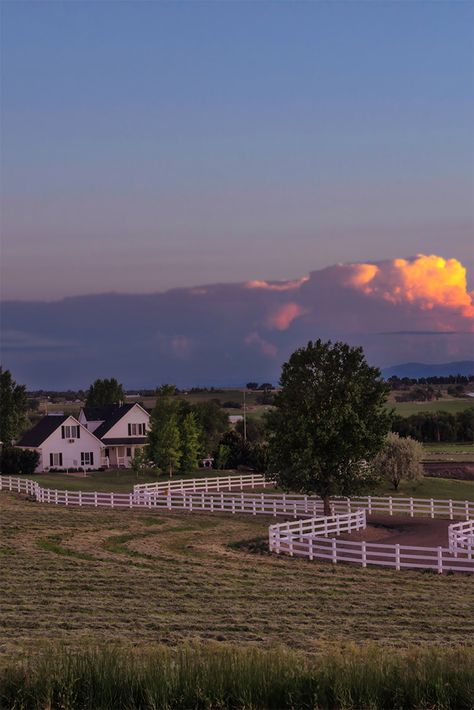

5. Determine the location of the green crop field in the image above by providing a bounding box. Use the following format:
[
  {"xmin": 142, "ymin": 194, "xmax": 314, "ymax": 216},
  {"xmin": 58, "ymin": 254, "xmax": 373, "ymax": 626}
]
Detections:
[
  {"xmin": 1, "ymin": 485, "xmax": 473, "ymax": 664},
  {"xmin": 391, "ymin": 398, "xmax": 473, "ymax": 417}
]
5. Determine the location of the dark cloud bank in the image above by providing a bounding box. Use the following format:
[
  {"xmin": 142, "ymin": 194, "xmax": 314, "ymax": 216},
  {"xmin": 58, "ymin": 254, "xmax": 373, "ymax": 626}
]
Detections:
[{"xmin": 1, "ymin": 256, "xmax": 473, "ymax": 389}]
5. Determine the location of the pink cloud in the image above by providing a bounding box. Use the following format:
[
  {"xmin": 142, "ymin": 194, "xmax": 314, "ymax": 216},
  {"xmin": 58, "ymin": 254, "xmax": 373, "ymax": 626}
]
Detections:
[
  {"xmin": 266, "ymin": 302, "xmax": 306, "ymax": 330},
  {"xmin": 341, "ymin": 255, "xmax": 474, "ymax": 320},
  {"xmin": 244, "ymin": 331, "xmax": 278, "ymax": 358},
  {"xmin": 245, "ymin": 275, "xmax": 309, "ymax": 291}
]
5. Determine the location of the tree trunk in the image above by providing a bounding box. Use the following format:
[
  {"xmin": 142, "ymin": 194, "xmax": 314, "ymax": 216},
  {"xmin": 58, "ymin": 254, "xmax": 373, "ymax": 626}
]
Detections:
[{"xmin": 322, "ymin": 495, "xmax": 331, "ymax": 517}]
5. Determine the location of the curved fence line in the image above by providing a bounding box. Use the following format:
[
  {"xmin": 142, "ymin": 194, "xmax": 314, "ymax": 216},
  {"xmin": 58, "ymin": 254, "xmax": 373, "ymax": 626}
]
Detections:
[{"xmin": 1, "ymin": 474, "xmax": 473, "ymax": 574}]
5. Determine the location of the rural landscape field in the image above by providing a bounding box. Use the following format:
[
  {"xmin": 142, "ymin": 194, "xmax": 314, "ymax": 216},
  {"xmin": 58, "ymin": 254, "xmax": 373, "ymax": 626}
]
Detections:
[{"xmin": 2, "ymin": 1, "xmax": 474, "ymax": 707}]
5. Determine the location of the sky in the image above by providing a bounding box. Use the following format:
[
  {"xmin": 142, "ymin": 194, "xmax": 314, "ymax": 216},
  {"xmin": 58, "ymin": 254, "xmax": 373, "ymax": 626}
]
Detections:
[{"xmin": 1, "ymin": 1, "xmax": 473, "ymax": 301}]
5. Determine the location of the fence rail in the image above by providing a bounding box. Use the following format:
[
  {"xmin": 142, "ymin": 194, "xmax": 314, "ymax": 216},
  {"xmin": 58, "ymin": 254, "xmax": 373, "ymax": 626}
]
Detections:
[
  {"xmin": 1, "ymin": 475, "xmax": 473, "ymax": 574},
  {"xmin": 448, "ymin": 519, "xmax": 474, "ymax": 558},
  {"xmin": 133, "ymin": 473, "xmax": 271, "ymax": 495}
]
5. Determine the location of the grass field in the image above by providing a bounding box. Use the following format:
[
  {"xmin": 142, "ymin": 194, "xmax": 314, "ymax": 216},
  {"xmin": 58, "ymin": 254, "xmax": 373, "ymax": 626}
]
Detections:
[
  {"xmin": 390, "ymin": 398, "xmax": 473, "ymax": 416},
  {"xmin": 1, "ymin": 485, "xmax": 473, "ymax": 663},
  {"xmin": 2, "ymin": 644, "xmax": 472, "ymax": 709}
]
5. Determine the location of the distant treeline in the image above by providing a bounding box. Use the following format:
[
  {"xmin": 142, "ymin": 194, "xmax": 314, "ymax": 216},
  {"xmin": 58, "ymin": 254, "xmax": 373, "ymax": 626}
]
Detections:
[
  {"xmin": 386, "ymin": 374, "xmax": 473, "ymax": 387},
  {"xmin": 392, "ymin": 408, "xmax": 474, "ymax": 443}
]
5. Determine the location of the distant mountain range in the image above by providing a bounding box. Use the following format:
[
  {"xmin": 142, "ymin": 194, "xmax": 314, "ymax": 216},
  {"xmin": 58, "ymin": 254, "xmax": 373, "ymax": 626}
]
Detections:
[{"xmin": 382, "ymin": 361, "xmax": 474, "ymax": 379}]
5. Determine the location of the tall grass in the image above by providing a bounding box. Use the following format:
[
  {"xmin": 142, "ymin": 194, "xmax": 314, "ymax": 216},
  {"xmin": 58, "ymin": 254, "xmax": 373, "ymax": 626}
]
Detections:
[{"xmin": 1, "ymin": 643, "xmax": 473, "ymax": 709}]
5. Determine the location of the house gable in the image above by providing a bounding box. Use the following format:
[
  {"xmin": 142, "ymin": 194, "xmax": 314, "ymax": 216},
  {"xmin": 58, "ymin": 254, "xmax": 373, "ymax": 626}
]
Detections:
[
  {"xmin": 98, "ymin": 403, "xmax": 150, "ymax": 441},
  {"xmin": 18, "ymin": 415, "xmax": 104, "ymax": 472}
]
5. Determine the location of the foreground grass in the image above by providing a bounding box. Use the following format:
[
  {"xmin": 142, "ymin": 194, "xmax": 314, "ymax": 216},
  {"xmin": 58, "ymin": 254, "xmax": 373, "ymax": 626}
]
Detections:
[
  {"xmin": 1, "ymin": 492, "xmax": 473, "ymax": 661},
  {"xmin": 1, "ymin": 643, "xmax": 473, "ymax": 709}
]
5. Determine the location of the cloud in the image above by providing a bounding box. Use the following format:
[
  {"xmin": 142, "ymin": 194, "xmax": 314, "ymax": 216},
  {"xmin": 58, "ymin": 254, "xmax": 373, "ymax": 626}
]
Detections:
[
  {"xmin": 2, "ymin": 254, "xmax": 472, "ymax": 388},
  {"xmin": 266, "ymin": 302, "xmax": 306, "ymax": 330},
  {"xmin": 245, "ymin": 276, "xmax": 309, "ymax": 291},
  {"xmin": 244, "ymin": 331, "xmax": 278, "ymax": 358},
  {"xmin": 342, "ymin": 254, "xmax": 474, "ymax": 318}
]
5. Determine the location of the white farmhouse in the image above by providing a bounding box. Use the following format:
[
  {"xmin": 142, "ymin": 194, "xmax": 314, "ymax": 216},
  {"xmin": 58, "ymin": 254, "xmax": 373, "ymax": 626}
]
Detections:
[
  {"xmin": 16, "ymin": 402, "xmax": 151, "ymax": 473},
  {"xmin": 79, "ymin": 402, "xmax": 150, "ymax": 468},
  {"xmin": 16, "ymin": 415, "xmax": 104, "ymax": 472}
]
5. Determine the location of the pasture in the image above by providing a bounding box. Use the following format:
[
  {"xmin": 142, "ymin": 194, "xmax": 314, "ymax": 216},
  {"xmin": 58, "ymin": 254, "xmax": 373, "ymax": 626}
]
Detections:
[{"xmin": 1, "ymin": 484, "xmax": 473, "ymax": 664}]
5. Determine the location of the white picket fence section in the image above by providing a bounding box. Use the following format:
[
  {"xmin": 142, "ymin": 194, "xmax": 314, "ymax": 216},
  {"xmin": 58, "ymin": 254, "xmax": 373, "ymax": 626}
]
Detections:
[
  {"xmin": 1, "ymin": 474, "xmax": 473, "ymax": 574},
  {"xmin": 269, "ymin": 513, "xmax": 474, "ymax": 573},
  {"xmin": 133, "ymin": 473, "xmax": 271, "ymax": 495},
  {"xmin": 448, "ymin": 519, "xmax": 474, "ymax": 558}
]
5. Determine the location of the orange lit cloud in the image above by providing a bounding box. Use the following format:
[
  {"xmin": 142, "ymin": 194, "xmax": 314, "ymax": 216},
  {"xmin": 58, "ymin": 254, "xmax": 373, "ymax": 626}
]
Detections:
[
  {"xmin": 244, "ymin": 331, "xmax": 278, "ymax": 358},
  {"xmin": 245, "ymin": 275, "xmax": 309, "ymax": 291},
  {"xmin": 343, "ymin": 255, "xmax": 474, "ymax": 318},
  {"xmin": 267, "ymin": 302, "xmax": 306, "ymax": 330}
]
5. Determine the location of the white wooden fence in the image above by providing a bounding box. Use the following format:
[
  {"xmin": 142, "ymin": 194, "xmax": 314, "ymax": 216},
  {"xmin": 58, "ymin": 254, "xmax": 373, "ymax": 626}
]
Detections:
[
  {"xmin": 448, "ymin": 519, "xmax": 474, "ymax": 558},
  {"xmin": 1, "ymin": 474, "xmax": 473, "ymax": 574},
  {"xmin": 133, "ymin": 473, "xmax": 271, "ymax": 496}
]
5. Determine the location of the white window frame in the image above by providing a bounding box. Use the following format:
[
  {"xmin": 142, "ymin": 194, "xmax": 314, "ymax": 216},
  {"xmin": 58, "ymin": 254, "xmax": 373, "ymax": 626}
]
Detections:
[
  {"xmin": 80, "ymin": 451, "xmax": 93, "ymax": 466},
  {"xmin": 51, "ymin": 453, "xmax": 62, "ymax": 466}
]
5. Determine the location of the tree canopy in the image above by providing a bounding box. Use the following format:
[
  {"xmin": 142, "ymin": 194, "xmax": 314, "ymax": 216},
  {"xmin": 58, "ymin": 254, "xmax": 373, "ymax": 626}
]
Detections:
[
  {"xmin": 374, "ymin": 432, "xmax": 424, "ymax": 490},
  {"xmin": 85, "ymin": 378, "xmax": 125, "ymax": 408},
  {"xmin": 0, "ymin": 368, "xmax": 29, "ymax": 446},
  {"xmin": 266, "ymin": 340, "xmax": 392, "ymax": 514}
]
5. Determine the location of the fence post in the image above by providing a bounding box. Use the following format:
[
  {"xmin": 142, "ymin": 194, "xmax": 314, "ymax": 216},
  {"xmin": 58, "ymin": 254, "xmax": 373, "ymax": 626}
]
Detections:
[
  {"xmin": 389, "ymin": 497, "xmax": 393, "ymax": 516},
  {"xmin": 276, "ymin": 528, "xmax": 281, "ymax": 554},
  {"xmin": 362, "ymin": 541, "xmax": 367, "ymax": 568},
  {"xmin": 252, "ymin": 500, "xmax": 256, "ymax": 516},
  {"xmin": 309, "ymin": 536, "xmax": 314, "ymax": 561},
  {"xmin": 395, "ymin": 544, "xmax": 400, "ymax": 571},
  {"xmin": 111, "ymin": 492, "xmax": 114, "ymax": 509},
  {"xmin": 261, "ymin": 492, "xmax": 265, "ymax": 513},
  {"xmin": 304, "ymin": 495, "xmax": 308, "ymax": 513},
  {"xmin": 449, "ymin": 499, "xmax": 453, "ymax": 520},
  {"xmin": 437, "ymin": 547, "xmax": 443, "ymax": 574},
  {"xmin": 65, "ymin": 490, "xmax": 69, "ymax": 506},
  {"xmin": 430, "ymin": 499, "xmax": 435, "ymax": 519},
  {"xmin": 368, "ymin": 496, "xmax": 372, "ymax": 515},
  {"xmin": 332, "ymin": 538, "xmax": 337, "ymax": 564},
  {"xmin": 167, "ymin": 495, "xmax": 171, "ymax": 511},
  {"xmin": 79, "ymin": 491, "xmax": 82, "ymax": 507},
  {"xmin": 293, "ymin": 502, "xmax": 297, "ymax": 519},
  {"xmin": 289, "ymin": 534, "xmax": 294, "ymax": 556},
  {"xmin": 94, "ymin": 492, "xmax": 98, "ymax": 508},
  {"xmin": 273, "ymin": 501, "xmax": 276, "ymax": 517},
  {"xmin": 232, "ymin": 498, "xmax": 235, "ymax": 515},
  {"xmin": 466, "ymin": 501, "xmax": 470, "ymax": 521},
  {"xmin": 410, "ymin": 498, "xmax": 414, "ymax": 517}
]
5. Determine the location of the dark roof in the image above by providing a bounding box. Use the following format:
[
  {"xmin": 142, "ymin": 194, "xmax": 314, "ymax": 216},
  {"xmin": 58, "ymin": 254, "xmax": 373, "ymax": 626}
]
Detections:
[
  {"xmin": 82, "ymin": 404, "xmax": 127, "ymax": 422},
  {"xmin": 92, "ymin": 403, "xmax": 136, "ymax": 439},
  {"xmin": 102, "ymin": 437, "xmax": 147, "ymax": 446},
  {"xmin": 17, "ymin": 415, "xmax": 68, "ymax": 447}
]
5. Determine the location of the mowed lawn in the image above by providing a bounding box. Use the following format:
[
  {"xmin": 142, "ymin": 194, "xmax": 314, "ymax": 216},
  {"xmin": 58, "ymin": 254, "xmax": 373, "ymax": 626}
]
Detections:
[{"xmin": 1, "ymin": 488, "xmax": 473, "ymax": 663}]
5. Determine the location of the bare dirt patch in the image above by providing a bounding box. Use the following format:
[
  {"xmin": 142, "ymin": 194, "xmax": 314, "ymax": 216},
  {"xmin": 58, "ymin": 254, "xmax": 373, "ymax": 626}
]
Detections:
[{"xmin": 339, "ymin": 515, "xmax": 452, "ymax": 547}]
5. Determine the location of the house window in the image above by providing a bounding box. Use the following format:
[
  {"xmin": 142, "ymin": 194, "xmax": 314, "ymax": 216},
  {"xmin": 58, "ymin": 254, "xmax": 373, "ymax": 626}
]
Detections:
[
  {"xmin": 50, "ymin": 453, "xmax": 63, "ymax": 467},
  {"xmin": 61, "ymin": 425, "xmax": 80, "ymax": 439},
  {"xmin": 126, "ymin": 447, "xmax": 132, "ymax": 457},
  {"xmin": 128, "ymin": 423, "xmax": 146, "ymax": 436},
  {"xmin": 80, "ymin": 452, "xmax": 94, "ymax": 466}
]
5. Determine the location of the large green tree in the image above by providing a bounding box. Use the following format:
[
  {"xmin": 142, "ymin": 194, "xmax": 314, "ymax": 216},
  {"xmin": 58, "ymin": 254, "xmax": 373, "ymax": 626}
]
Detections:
[
  {"xmin": 148, "ymin": 385, "xmax": 182, "ymax": 477},
  {"xmin": 85, "ymin": 378, "xmax": 125, "ymax": 408},
  {"xmin": 0, "ymin": 368, "xmax": 29, "ymax": 446},
  {"xmin": 266, "ymin": 340, "xmax": 392, "ymax": 514}
]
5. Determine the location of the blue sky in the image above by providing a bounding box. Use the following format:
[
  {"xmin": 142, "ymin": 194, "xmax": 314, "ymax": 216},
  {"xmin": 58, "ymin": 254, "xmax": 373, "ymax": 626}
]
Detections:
[{"xmin": 1, "ymin": 1, "xmax": 473, "ymax": 300}]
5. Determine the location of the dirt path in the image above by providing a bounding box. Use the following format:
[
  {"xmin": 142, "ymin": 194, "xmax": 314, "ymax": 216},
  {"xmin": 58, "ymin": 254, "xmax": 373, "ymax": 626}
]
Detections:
[{"xmin": 338, "ymin": 515, "xmax": 453, "ymax": 547}]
